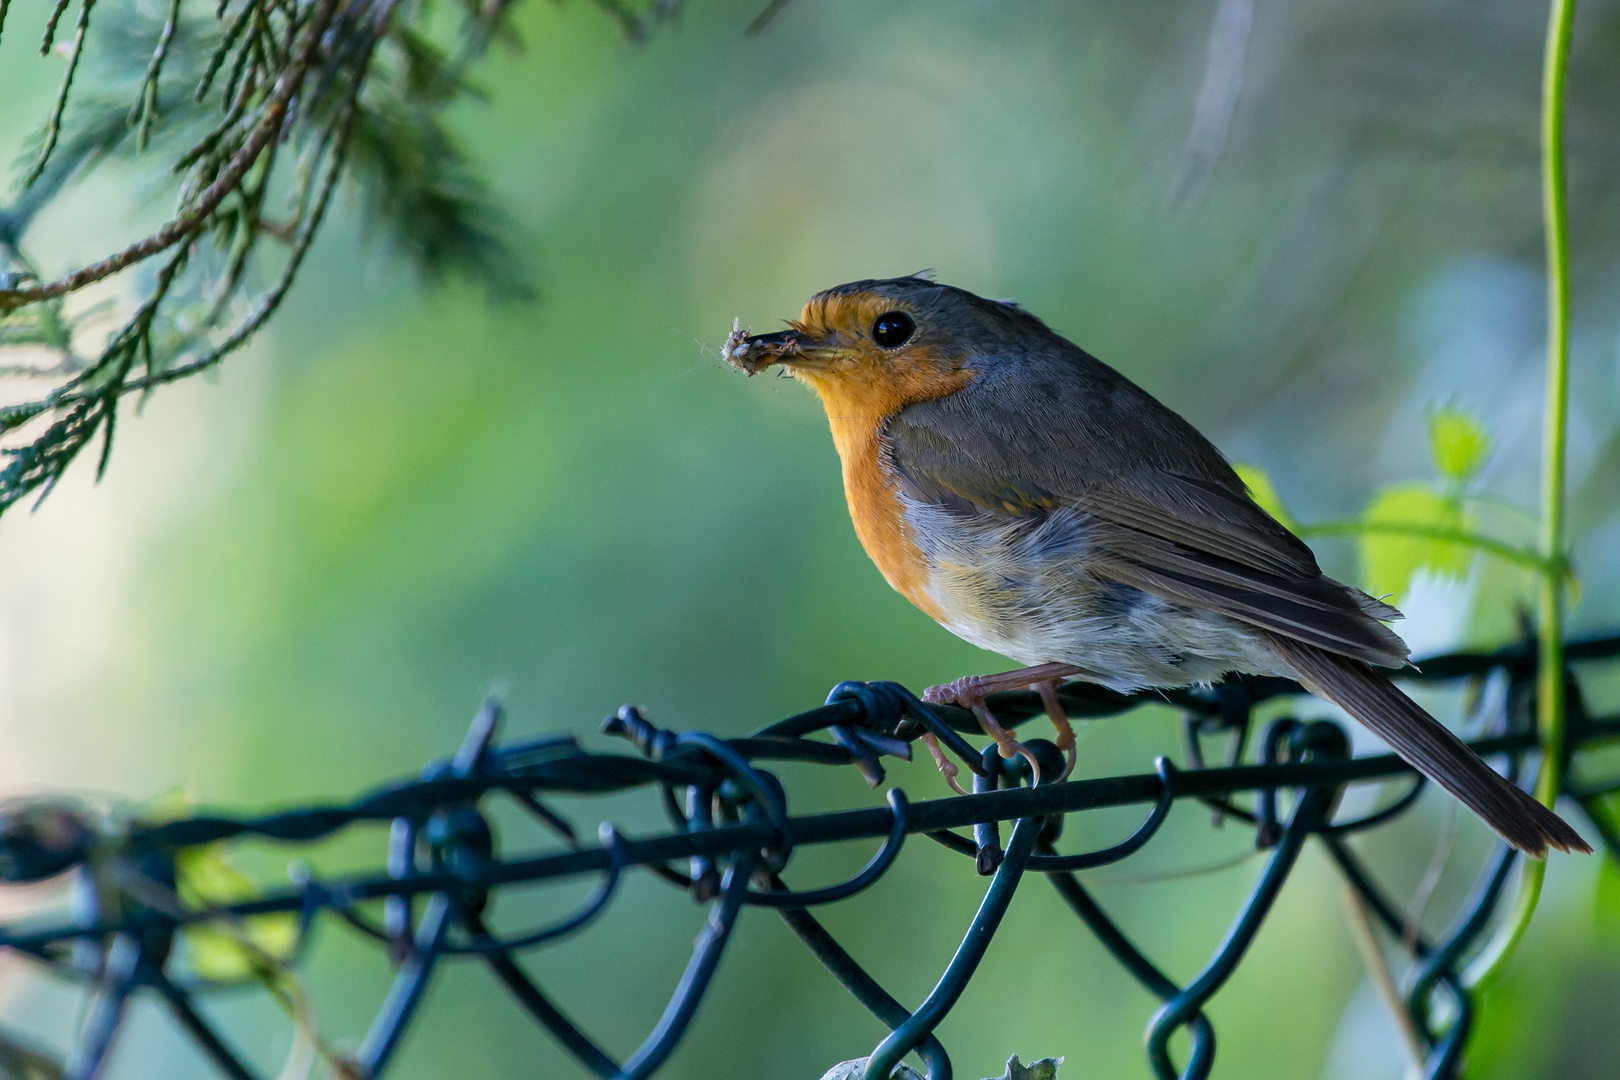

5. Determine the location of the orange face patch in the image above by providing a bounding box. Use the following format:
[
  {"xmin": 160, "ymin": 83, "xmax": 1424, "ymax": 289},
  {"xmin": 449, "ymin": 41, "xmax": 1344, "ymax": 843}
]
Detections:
[{"xmin": 786, "ymin": 288, "xmax": 969, "ymax": 407}]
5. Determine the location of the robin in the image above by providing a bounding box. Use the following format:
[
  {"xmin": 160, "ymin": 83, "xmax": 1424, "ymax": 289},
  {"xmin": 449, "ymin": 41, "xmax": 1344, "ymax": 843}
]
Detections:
[{"xmin": 723, "ymin": 275, "xmax": 1588, "ymax": 858}]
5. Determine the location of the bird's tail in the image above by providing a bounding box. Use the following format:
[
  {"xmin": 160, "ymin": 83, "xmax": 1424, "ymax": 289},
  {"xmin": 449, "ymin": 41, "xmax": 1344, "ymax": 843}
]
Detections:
[{"xmin": 1265, "ymin": 633, "xmax": 1590, "ymax": 857}]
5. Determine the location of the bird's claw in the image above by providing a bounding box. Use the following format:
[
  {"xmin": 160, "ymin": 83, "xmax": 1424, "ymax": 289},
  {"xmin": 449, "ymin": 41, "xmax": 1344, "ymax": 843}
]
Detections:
[
  {"xmin": 967, "ymin": 700, "xmax": 1043, "ymax": 784},
  {"xmin": 1035, "ymin": 680, "xmax": 1079, "ymax": 782},
  {"xmin": 919, "ymin": 733, "xmax": 969, "ymax": 796}
]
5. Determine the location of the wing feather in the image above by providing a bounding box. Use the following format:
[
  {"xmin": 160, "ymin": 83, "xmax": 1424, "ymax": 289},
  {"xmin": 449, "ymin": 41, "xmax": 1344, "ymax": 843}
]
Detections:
[
  {"xmin": 884, "ymin": 361, "xmax": 1408, "ymax": 668},
  {"xmin": 1075, "ymin": 473, "xmax": 1319, "ymax": 579},
  {"xmin": 1088, "ymin": 527, "xmax": 1410, "ymax": 667}
]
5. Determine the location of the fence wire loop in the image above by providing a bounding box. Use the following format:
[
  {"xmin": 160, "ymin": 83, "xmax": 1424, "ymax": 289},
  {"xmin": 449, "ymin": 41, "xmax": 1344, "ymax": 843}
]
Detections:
[
  {"xmin": 442, "ymin": 823, "xmax": 628, "ymax": 954},
  {"xmin": 745, "ymin": 790, "xmax": 909, "ymax": 908},
  {"xmin": 0, "ymin": 635, "xmax": 1618, "ymax": 1080},
  {"xmin": 1027, "ymin": 755, "xmax": 1178, "ymax": 873}
]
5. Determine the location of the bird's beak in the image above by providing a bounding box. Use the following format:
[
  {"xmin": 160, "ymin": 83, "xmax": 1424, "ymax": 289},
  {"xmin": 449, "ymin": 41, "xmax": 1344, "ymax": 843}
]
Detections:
[{"xmin": 722, "ymin": 322, "xmax": 839, "ymax": 376}]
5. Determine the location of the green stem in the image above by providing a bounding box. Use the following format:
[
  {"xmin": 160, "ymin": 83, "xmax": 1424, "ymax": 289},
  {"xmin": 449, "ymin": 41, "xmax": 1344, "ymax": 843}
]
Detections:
[
  {"xmin": 1463, "ymin": 0, "xmax": 1576, "ymax": 993},
  {"xmin": 1295, "ymin": 521, "xmax": 1552, "ymax": 574}
]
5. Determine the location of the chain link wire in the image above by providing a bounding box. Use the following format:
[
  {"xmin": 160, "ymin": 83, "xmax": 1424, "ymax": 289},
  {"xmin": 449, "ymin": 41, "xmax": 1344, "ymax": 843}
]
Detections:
[{"xmin": 1, "ymin": 635, "xmax": 1617, "ymax": 1080}]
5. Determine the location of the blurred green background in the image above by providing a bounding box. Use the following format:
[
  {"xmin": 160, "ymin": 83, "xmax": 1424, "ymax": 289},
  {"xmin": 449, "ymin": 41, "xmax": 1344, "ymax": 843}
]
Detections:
[{"xmin": 3, "ymin": 0, "xmax": 1620, "ymax": 1077}]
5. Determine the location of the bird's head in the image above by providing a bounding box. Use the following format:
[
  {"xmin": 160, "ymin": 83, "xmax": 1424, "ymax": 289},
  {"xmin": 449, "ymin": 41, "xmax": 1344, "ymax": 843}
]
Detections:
[{"xmin": 724, "ymin": 276, "xmax": 1049, "ymax": 411}]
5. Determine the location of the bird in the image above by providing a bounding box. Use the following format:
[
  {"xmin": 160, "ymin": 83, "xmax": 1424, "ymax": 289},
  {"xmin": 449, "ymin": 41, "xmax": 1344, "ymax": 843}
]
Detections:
[{"xmin": 721, "ymin": 275, "xmax": 1589, "ymax": 858}]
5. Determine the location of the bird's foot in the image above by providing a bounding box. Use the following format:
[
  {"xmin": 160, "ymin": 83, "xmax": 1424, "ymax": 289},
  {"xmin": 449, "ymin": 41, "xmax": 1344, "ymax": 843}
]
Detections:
[
  {"xmin": 923, "ymin": 664, "xmax": 1085, "ymax": 787},
  {"xmin": 969, "ymin": 700, "xmax": 1044, "ymax": 784},
  {"xmin": 918, "ymin": 732, "xmax": 969, "ymax": 796},
  {"xmin": 922, "ymin": 663, "xmax": 1084, "ymax": 707}
]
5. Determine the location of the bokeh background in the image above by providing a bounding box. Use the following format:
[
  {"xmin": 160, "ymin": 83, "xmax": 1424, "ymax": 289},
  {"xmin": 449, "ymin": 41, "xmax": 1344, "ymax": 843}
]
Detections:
[{"xmin": 3, "ymin": 0, "xmax": 1620, "ymax": 1076}]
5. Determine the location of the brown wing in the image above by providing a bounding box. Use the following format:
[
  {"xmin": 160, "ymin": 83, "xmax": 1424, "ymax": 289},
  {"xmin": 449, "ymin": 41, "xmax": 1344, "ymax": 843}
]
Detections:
[
  {"xmin": 885, "ymin": 353, "xmax": 1408, "ymax": 668},
  {"xmin": 1083, "ymin": 517, "xmax": 1408, "ymax": 665},
  {"xmin": 1075, "ymin": 471, "xmax": 1319, "ymax": 579}
]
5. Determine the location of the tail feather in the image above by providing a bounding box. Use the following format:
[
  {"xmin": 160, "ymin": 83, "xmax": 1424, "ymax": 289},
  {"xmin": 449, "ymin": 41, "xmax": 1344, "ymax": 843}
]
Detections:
[{"xmin": 1266, "ymin": 634, "xmax": 1590, "ymax": 857}]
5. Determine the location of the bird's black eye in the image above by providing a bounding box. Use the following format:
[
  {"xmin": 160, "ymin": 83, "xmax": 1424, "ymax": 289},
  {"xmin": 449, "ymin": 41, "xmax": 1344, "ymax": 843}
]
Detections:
[{"xmin": 871, "ymin": 311, "xmax": 914, "ymax": 349}]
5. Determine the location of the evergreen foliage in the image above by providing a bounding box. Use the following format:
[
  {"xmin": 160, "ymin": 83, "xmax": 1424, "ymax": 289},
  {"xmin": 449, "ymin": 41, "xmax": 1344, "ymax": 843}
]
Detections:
[{"xmin": 0, "ymin": 0, "xmax": 694, "ymax": 514}]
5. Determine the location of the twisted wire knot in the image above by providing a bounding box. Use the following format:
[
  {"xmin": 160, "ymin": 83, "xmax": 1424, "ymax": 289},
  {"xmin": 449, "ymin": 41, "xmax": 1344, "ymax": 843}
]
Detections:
[
  {"xmin": 600, "ymin": 705, "xmax": 680, "ymax": 759},
  {"xmin": 824, "ymin": 680, "xmax": 912, "ymax": 732},
  {"xmin": 824, "ymin": 681, "xmax": 926, "ymax": 787}
]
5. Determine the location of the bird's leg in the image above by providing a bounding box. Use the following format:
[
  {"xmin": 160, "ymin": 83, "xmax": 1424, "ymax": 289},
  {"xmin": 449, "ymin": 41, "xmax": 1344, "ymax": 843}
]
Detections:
[
  {"xmin": 924, "ymin": 663, "xmax": 1086, "ymax": 704},
  {"xmin": 918, "ymin": 732, "xmax": 969, "ymax": 796},
  {"xmin": 923, "ymin": 664, "xmax": 1086, "ymax": 786},
  {"xmin": 1036, "ymin": 681, "xmax": 1078, "ymax": 782}
]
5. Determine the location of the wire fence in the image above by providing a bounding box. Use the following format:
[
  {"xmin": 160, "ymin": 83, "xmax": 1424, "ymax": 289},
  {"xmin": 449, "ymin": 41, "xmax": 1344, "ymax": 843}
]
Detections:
[{"xmin": 1, "ymin": 634, "xmax": 1618, "ymax": 1080}]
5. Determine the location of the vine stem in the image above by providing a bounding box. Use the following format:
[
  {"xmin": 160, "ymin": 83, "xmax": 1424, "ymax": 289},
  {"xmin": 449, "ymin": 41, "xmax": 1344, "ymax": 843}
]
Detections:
[
  {"xmin": 1295, "ymin": 521, "xmax": 1552, "ymax": 574},
  {"xmin": 1464, "ymin": 0, "xmax": 1576, "ymax": 992}
]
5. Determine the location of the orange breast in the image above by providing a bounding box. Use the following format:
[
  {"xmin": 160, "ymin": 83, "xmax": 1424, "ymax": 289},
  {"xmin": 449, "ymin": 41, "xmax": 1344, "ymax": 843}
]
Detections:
[{"xmin": 795, "ymin": 365, "xmax": 973, "ymax": 623}]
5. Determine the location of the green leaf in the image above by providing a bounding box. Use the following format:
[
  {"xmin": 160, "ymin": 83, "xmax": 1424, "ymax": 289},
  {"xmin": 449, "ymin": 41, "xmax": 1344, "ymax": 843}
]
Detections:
[
  {"xmin": 1359, "ymin": 484, "xmax": 1475, "ymax": 602},
  {"xmin": 1597, "ymin": 802, "xmax": 1620, "ymax": 942},
  {"xmin": 0, "ymin": 400, "xmax": 52, "ymax": 432},
  {"xmin": 1233, "ymin": 462, "xmax": 1294, "ymax": 528},
  {"xmin": 1427, "ymin": 406, "xmax": 1491, "ymax": 484},
  {"xmin": 174, "ymin": 843, "xmax": 298, "ymax": 981},
  {"xmin": 133, "ymin": 790, "xmax": 297, "ymax": 981}
]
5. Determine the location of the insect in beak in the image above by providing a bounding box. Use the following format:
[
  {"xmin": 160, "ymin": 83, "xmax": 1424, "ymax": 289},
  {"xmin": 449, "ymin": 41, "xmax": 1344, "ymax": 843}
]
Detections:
[{"xmin": 721, "ymin": 320, "xmax": 814, "ymax": 375}]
